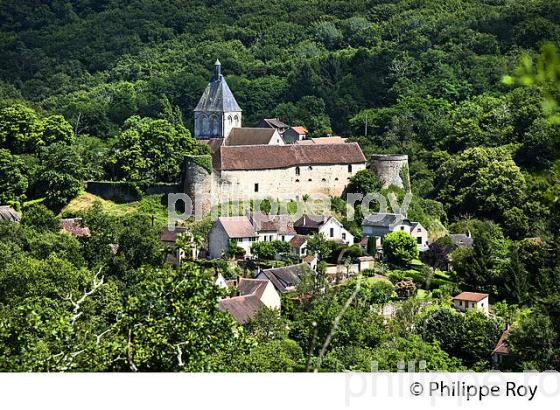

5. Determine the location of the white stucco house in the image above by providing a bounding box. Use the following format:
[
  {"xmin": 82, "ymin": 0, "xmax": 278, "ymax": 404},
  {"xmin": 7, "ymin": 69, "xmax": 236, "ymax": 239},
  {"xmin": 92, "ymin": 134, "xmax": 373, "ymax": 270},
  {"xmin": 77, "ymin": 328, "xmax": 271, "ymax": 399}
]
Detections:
[
  {"xmin": 293, "ymin": 214, "xmax": 354, "ymax": 245},
  {"xmin": 361, "ymin": 213, "xmax": 429, "ymax": 250},
  {"xmin": 452, "ymin": 292, "xmax": 490, "ymax": 315}
]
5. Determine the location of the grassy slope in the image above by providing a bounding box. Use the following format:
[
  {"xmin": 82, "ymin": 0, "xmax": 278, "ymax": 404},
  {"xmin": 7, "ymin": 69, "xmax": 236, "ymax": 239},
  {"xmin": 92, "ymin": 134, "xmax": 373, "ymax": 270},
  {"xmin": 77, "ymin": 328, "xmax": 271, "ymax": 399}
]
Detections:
[{"xmin": 62, "ymin": 192, "xmax": 169, "ymax": 227}]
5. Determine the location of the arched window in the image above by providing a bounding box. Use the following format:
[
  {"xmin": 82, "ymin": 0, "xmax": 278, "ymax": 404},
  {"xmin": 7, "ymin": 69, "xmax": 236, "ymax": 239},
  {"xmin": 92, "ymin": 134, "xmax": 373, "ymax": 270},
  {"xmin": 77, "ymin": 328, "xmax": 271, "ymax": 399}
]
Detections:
[
  {"xmin": 228, "ymin": 115, "xmax": 233, "ymax": 124},
  {"xmin": 335, "ymin": 178, "xmax": 339, "ymax": 181},
  {"xmin": 295, "ymin": 166, "xmax": 300, "ymax": 176},
  {"xmin": 295, "ymin": 179, "xmax": 300, "ymax": 182},
  {"xmin": 322, "ymin": 178, "xmax": 326, "ymax": 182},
  {"xmin": 234, "ymin": 115, "xmax": 239, "ymax": 125}
]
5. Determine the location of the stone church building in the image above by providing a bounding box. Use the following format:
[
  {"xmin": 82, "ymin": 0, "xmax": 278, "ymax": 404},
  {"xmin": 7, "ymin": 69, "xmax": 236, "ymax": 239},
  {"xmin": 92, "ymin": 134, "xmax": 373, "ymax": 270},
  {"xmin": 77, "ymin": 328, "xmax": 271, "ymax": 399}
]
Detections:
[{"xmin": 184, "ymin": 60, "xmax": 407, "ymax": 215}]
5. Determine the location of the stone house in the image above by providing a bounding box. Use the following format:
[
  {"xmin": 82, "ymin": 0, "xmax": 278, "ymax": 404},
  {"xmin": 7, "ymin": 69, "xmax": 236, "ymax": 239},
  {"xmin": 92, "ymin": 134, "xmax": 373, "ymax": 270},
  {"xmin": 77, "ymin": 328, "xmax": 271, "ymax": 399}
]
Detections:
[
  {"xmin": 207, "ymin": 216, "xmax": 258, "ymax": 259},
  {"xmin": 283, "ymin": 125, "xmax": 308, "ymax": 143},
  {"xmin": 224, "ymin": 127, "xmax": 284, "ymax": 146},
  {"xmin": 361, "ymin": 213, "xmax": 429, "ymax": 250},
  {"xmin": 452, "ymin": 292, "xmax": 490, "ymax": 315},
  {"xmin": 294, "ymin": 214, "xmax": 354, "ymax": 245},
  {"xmin": 208, "ymin": 212, "xmax": 302, "ymax": 259},
  {"xmin": 218, "ymin": 278, "xmax": 280, "ymax": 324}
]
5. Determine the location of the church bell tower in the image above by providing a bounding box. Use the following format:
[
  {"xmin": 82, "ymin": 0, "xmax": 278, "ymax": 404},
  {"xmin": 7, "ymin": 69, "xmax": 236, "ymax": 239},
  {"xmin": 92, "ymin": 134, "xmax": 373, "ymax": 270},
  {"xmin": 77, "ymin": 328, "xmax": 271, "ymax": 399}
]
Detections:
[{"xmin": 194, "ymin": 59, "xmax": 242, "ymax": 139}]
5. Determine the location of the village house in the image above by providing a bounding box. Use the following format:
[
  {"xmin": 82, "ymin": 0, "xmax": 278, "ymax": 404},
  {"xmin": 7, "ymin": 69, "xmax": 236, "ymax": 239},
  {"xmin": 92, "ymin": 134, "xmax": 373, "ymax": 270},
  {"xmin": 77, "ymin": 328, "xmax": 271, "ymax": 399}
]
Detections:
[
  {"xmin": 259, "ymin": 118, "xmax": 290, "ymax": 136},
  {"xmin": 160, "ymin": 226, "xmax": 190, "ymax": 265},
  {"xmin": 247, "ymin": 211, "xmax": 296, "ymax": 243},
  {"xmin": 207, "ymin": 216, "xmax": 258, "ymax": 259},
  {"xmin": 255, "ymin": 263, "xmax": 309, "ymax": 294},
  {"xmin": 361, "ymin": 213, "xmax": 429, "ymax": 250},
  {"xmin": 450, "ymin": 232, "xmax": 473, "ymax": 248},
  {"xmin": 294, "ymin": 214, "xmax": 354, "ymax": 245},
  {"xmin": 218, "ymin": 278, "xmax": 280, "ymax": 324},
  {"xmin": 491, "ymin": 326, "xmax": 511, "ymax": 368},
  {"xmin": 283, "ymin": 126, "xmax": 308, "ymax": 143},
  {"xmin": 452, "ymin": 291, "xmax": 490, "ymax": 315},
  {"xmin": 289, "ymin": 234, "xmax": 308, "ymax": 257}
]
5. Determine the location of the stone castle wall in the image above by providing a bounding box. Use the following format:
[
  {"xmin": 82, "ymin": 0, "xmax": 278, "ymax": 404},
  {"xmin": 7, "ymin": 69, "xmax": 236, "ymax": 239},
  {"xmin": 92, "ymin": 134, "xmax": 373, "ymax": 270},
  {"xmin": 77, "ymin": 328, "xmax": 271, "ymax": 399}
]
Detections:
[{"xmin": 369, "ymin": 154, "xmax": 410, "ymax": 190}]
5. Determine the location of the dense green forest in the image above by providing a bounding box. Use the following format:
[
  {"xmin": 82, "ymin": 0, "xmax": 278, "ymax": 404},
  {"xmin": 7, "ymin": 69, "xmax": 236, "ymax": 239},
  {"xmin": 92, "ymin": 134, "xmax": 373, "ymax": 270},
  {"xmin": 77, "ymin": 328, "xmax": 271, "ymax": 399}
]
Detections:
[{"xmin": 1, "ymin": 0, "xmax": 560, "ymax": 371}]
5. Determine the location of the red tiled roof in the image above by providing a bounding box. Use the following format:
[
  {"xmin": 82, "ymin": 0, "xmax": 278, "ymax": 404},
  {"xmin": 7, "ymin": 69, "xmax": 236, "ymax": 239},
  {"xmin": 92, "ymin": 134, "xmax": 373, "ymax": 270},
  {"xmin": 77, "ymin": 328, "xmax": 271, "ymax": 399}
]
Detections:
[
  {"xmin": 60, "ymin": 218, "xmax": 90, "ymax": 237},
  {"xmin": 310, "ymin": 137, "xmax": 346, "ymax": 144},
  {"xmin": 492, "ymin": 327, "xmax": 511, "ymax": 355},
  {"xmin": 224, "ymin": 128, "xmax": 277, "ymax": 146},
  {"xmin": 160, "ymin": 226, "xmax": 188, "ymax": 242},
  {"xmin": 289, "ymin": 234, "xmax": 307, "ymax": 249},
  {"xmin": 218, "ymin": 142, "xmax": 365, "ymax": 170},
  {"xmin": 218, "ymin": 216, "xmax": 257, "ymax": 238},
  {"xmin": 291, "ymin": 126, "xmax": 308, "ymax": 135},
  {"xmin": 453, "ymin": 291, "xmax": 489, "ymax": 302},
  {"xmin": 218, "ymin": 294, "xmax": 264, "ymax": 324},
  {"xmin": 248, "ymin": 212, "xmax": 295, "ymax": 234}
]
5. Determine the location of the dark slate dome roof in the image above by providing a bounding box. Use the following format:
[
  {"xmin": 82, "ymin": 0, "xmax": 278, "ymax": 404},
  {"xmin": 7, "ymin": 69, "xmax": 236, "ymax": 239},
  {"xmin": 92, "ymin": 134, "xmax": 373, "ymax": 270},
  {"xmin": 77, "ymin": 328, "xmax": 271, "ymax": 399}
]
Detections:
[{"xmin": 194, "ymin": 60, "xmax": 242, "ymax": 113}]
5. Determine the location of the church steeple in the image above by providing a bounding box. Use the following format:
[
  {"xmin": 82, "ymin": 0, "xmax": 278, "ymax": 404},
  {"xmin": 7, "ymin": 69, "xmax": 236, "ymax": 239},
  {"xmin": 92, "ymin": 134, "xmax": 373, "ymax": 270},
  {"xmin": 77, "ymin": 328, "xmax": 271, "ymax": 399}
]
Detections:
[
  {"xmin": 194, "ymin": 60, "xmax": 242, "ymax": 139},
  {"xmin": 213, "ymin": 59, "xmax": 222, "ymax": 80}
]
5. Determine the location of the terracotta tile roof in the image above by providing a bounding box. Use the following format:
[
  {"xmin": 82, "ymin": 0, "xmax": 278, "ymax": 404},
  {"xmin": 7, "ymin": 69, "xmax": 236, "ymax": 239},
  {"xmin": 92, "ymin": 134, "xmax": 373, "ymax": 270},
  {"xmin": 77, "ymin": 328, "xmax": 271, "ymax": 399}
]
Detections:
[
  {"xmin": 218, "ymin": 278, "xmax": 273, "ymax": 324},
  {"xmin": 218, "ymin": 216, "xmax": 257, "ymax": 238},
  {"xmin": 160, "ymin": 226, "xmax": 188, "ymax": 242},
  {"xmin": 291, "ymin": 126, "xmax": 308, "ymax": 135},
  {"xmin": 248, "ymin": 212, "xmax": 295, "ymax": 234},
  {"xmin": 310, "ymin": 136, "xmax": 346, "ymax": 144},
  {"xmin": 453, "ymin": 291, "xmax": 489, "ymax": 302},
  {"xmin": 224, "ymin": 128, "xmax": 277, "ymax": 146},
  {"xmin": 218, "ymin": 294, "xmax": 264, "ymax": 324},
  {"xmin": 289, "ymin": 234, "xmax": 307, "ymax": 249},
  {"xmin": 218, "ymin": 142, "xmax": 365, "ymax": 170},
  {"xmin": 60, "ymin": 218, "xmax": 90, "ymax": 237},
  {"xmin": 199, "ymin": 138, "xmax": 223, "ymax": 153},
  {"xmin": 492, "ymin": 327, "xmax": 511, "ymax": 355}
]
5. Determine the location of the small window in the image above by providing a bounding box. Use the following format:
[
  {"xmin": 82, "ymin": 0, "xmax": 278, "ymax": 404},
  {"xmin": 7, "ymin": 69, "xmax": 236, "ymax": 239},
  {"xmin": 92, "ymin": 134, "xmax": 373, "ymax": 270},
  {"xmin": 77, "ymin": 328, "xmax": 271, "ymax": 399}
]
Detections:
[
  {"xmin": 417, "ymin": 228, "xmax": 421, "ymax": 232},
  {"xmin": 416, "ymin": 237, "xmax": 422, "ymax": 244},
  {"xmin": 308, "ymin": 178, "xmax": 312, "ymax": 182},
  {"xmin": 400, "ymin": 226, "xmax": 405, "ymax": 230},
  {"xmin": 321, "ymin": 178, "xmax": 326, "ymax": 182},
  {"xmin": 254, "ymin": 183, "xmax": 259, "ymax": 192},
  {"xmin": 342, "ymin": 232, "xmax": 346, "ymax": 240},
  {"xmin": 334, "ymin": 178, "xmax": 339, "ymax": 181},
  {"xmin": 281, "ymin": 235, "xmax": 285, "ymax": 241},
  {"xmin": 295, "ymin": 166, "xmax": 300, "ymax": 176},
  {"xmin": 308, "ymin": 166, "xmax": 313, "ymax": 170},
  {"xmin": 329, "ymin": 228, "xmax": 334, "ymax": 237},
  {"xmin": 348, "ymin": 164, "xmax": 352, "ymax": 173},
  {"xmin": 295, "ymin": 179, "xmax": 300, "ymax": 182}
]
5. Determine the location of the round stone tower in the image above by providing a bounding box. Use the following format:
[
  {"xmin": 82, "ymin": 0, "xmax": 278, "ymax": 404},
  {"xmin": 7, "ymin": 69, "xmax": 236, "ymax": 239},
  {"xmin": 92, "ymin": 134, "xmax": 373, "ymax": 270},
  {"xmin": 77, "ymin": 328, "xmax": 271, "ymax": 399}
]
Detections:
[
  {"xmin": 183, "ymin": 155, "xmax": 213, "ymax": 217},
  {"xmin": 369, "ymin": 154, "xmax": 410, "ymax": 190}
]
